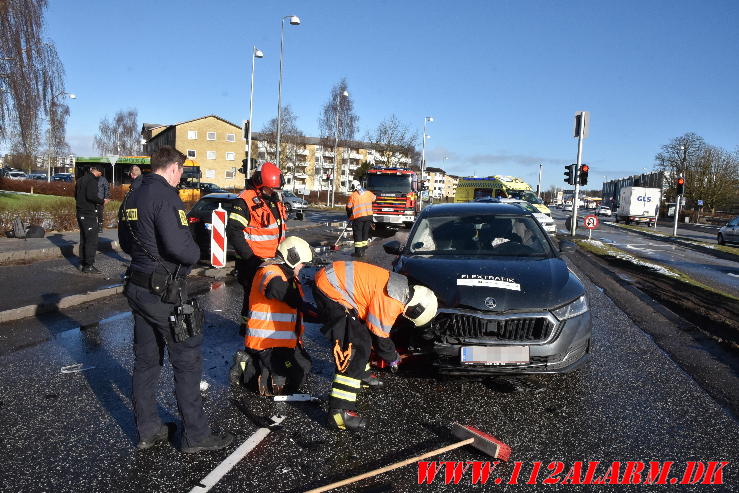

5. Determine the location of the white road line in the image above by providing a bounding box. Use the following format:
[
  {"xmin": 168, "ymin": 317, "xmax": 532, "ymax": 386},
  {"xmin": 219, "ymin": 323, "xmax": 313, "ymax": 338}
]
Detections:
[
  {"xmin": 728, "ymin": 273, "xmax": 739, "ymax": 278},
  {"xmin": 189, "ymin": 415, "xmax": 285, "ymax": 493}
]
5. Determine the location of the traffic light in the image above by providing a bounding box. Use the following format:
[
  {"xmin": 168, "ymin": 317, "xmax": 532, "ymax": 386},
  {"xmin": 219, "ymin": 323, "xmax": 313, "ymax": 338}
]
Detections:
[
  {"xmin": 579, "ymin": 164, "xmax": 589, "ymax": 186},
  {"xmin": 676, "ymin": 177, "xmax": 685, "ymax": 195},
  {"xmin": 564, "ymin": 164, "xmax": 577, "ymax": 185}
]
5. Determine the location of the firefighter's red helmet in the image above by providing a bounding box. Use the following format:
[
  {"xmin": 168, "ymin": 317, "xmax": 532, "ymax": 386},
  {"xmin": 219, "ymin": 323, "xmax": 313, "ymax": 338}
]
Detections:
[{"xmin": 253, "ymin": 162, "xmax": 285, "ymax": 189}]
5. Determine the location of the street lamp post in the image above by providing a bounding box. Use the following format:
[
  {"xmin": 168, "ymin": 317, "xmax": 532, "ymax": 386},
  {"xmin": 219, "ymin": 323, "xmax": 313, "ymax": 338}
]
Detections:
[
  {"xmin": 330, "ymin": 90, "xmax": 349, "ymax": 208},
  {"xmin": 275, "ymin": 15, "xmax": 300, "ymax": 169},
  {"xmin": 47, "ymin": 92, "xmax": 76, "ymax": 182},
  {"xmin": 422, "ymin": 116, "xmax": 433, "ymax": 196},
  {"xmin": 247, "ymin": 46, "xmax": 263, "ymax": 179}
]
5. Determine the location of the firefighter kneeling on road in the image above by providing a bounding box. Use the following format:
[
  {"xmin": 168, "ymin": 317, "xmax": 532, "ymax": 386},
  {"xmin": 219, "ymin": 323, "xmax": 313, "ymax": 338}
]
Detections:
[
  {"xmin": 229, "ymin": 236, "xmax": 313, "ymax": 396},
  {"xmin": 313, "ymin": 261, "xmax": 438, "ymax": 431},
  {"xmin": 346, "ymin": 180, "xmax": 375, "ymax": 258}
]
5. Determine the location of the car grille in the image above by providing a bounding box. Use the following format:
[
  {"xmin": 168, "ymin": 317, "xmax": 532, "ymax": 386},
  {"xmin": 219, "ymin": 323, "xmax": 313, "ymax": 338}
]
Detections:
[{"xmin": 431, "ymin": 313, "xmax": 555, "ymax": 342}]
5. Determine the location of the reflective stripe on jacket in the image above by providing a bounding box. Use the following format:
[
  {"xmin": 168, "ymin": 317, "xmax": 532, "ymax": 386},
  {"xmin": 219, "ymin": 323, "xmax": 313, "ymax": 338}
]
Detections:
[
  {"xmin": 246, "ymin": 264, "xmax": 299, "ymax": 350},
  {"xmin": 237, "ymin": 189, "xmax": 288, "ymax": 258},
  {"xmin": 347, "ymin": 190, "xmax": 375, "ymax": 220},
  {"xmin": 314, "ymin": 261, "xmax": 405, "ymax": 338}
]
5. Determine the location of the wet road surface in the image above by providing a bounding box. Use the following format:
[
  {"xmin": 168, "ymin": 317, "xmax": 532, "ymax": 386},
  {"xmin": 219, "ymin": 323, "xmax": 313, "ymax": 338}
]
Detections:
[
  {"xmin": 551, "ymin": 211, "xmax": 739, "ymax": 297},
  {"xmin": 1, "ymin": 229, "xmax": 737, "ymax": 492}
]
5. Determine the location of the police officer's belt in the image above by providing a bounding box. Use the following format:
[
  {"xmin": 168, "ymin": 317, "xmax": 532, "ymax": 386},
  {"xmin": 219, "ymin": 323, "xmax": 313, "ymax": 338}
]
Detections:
[{"xmin": 128, "ymin": 269, "xmax": 185, "ymax": 288}]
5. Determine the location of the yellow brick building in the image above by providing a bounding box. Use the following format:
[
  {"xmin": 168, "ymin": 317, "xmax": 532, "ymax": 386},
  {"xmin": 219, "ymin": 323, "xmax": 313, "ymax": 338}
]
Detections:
[{"xmin": 142, "ymin": 115, "xmax": 245, "ymax": 189}]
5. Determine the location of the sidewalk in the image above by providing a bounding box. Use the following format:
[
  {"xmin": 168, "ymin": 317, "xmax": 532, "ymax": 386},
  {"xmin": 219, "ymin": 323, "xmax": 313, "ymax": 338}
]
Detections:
[{"xmin": 0, "ymin": 218, "xmax": 331, "ymax": 323}]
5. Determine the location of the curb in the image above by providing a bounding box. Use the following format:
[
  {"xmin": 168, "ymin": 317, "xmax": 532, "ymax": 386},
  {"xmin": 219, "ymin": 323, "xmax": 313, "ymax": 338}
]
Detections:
[
  {"xmin": 602, "ymin": 222, "xmax": 739, "ymax": 262},
  {"xmin": 0, "ymin": 239, "xmax": 122, "ymax": 265}
]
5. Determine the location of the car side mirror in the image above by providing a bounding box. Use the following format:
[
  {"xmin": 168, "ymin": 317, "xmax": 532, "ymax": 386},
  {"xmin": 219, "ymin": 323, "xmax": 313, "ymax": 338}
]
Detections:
[
  {"xmin": 559, "ymin": 240, "xmax": 576, "ymax": 254},
  {"xmin": 383, "ymin": 240, "xmax": 403, "ymax": 255}
]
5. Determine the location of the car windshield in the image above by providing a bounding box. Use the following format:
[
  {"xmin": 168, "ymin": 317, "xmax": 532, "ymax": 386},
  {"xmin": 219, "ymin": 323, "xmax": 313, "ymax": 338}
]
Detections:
[
  {"xmin": 366, "ymin": 174, "xmax": 412, "ymax": 193},
  {"xmin": 190, "ymin": 198, "xmax": 234, "ymax": 215},
  {"xmin": 508, "ymin": 190, "xmax": 542, "ymax": 204},
  {"xmin": 408, "ymin": 214, "xmax": 554, "ymax": 257}
]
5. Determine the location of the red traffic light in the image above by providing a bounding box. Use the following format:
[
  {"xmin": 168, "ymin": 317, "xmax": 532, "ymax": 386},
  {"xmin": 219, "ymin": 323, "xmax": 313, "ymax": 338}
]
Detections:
[
  {"xmin": 677, "ymin": 177, "xmax": 685, "ymax": 185},
  {"xmin": 581, "ymin": 164, "xmax": 589, "ymax": 173}
]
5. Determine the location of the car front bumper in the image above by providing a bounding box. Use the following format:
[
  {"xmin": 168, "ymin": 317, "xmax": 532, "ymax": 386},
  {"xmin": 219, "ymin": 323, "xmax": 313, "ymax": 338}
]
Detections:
[{"xmin": 422, "ymin": 310, "xmax": 592, "ymax": 375}]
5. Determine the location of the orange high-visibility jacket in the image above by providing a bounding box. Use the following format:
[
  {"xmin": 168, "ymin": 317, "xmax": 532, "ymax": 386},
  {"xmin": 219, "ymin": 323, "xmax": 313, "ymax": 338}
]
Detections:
[
  {"xmin": 346, "ymin": 190, "xmax": 375, "ymax": 220},
  {"xmin": 245, "ymin": 264, "xmax": 301, "ymax": 350},
  {"xmin": 315, "ymin": 261, "xmax": 407, "ymax": 338},
  {"xmin": 236, "ymin": 189, "xmax": 288, "ymax": 258}
]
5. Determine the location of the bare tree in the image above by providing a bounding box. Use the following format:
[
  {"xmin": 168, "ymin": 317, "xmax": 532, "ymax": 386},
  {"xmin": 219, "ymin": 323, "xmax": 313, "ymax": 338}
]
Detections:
[
  {"xmin": 318, "ymin": 78, "xmax": 359, "ymax": 146},
  {"xmin": 0, "ymin": 0, "xmax": 67, "ymax": 163},
  {"xmin": 364, "ymin": 114, "xmax": 417, "ymax": 167},
  {"xmin": 93, "ymin": 109, "xmax": 140, "ymax": 155},
  {"xmin": 259, "ymin": 104, "xmax": 303, "ymax": 171}
]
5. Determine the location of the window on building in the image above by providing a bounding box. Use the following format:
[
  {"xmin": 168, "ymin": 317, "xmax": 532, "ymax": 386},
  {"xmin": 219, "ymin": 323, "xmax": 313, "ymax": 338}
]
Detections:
[
  {"xmin": 225, "ymin": 167, "xmax": 236, "ymax": 179},
  {"xmin": 226, "ymin": 133, "xmax": 235, "ymax": 142},
  {"xmin": 207, "ymin": 151, "xmax": 216, "ymax": 160},
  {"xmin": 207, "ymin": 131, "xmax": 216, "ymax": 141},
  {"xmin": 187, "ymin": 130, "xmax": 197, "ymax": 140},
  {"xmin": 225, "ymin": 152, "xmax": 235, "ymax": 161},
  {"xmin": 187, "ymin": 150, "xmax": 196, "ymax": 158}
]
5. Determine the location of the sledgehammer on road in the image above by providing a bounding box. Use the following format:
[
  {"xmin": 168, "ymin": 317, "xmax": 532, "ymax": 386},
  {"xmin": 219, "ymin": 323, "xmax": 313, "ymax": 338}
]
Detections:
[{"xmin": 305, "ymin": 422, "xmax": 510, "ymax": 492}]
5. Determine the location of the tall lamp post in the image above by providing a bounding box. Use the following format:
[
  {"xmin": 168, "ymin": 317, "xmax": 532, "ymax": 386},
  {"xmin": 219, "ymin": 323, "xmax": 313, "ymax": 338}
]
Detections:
[
  {"xmin": 47, "ymin": 92, "xmax": 76, "ymax": 182},
  {"xmin": 275, "ymin": 14, "xmax": 300, "ymax": 169},
  {"xmin": 330, "ymin": 90, "xmax": 349, "ymax": 208},
  {"xmin": 247, "ymin": 46, "xmax": 264, "ymax": 178},
  {"xmin": 422, "ymin": 116, "xmax": 433, "ymax": 195}
]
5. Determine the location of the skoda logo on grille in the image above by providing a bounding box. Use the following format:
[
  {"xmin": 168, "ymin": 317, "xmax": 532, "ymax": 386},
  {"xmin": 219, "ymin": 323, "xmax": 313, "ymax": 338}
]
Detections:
[{"xmin": 484, "ymin": 297, "xmax": 497, "ymax": 309}]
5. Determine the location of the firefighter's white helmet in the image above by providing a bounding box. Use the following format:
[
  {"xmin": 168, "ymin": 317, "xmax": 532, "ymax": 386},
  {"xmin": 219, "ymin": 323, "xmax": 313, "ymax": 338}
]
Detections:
[
  {"xmin": 403, "ymin": 285, "xmax": 438, "ymax": 327},
  {"xmin": 277, "ymin": 236, "xmax": 313, "ymax": 268},
  {"xmin": 350, "ymin": 180, "xmax": 362, "ymax": 191}
]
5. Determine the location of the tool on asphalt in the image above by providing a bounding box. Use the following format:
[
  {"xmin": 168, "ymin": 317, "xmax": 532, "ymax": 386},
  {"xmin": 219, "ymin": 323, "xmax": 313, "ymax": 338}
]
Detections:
[
  {"xmin": 305, "ymin": 423, "xmax": 510, "ymax": 493},
  {"xmin": 189, "ymin": 415, "xmax": 285, "ymax": 493},
  {"xmin": 60, "ymin": 363, "xmax": 95, "ymax": 374},
  {"xmin": 330, "ymin": 223, "xmax": 351, "ymax": 251},
  {"xmin": 273, "ymin": 393, "xmax": 319, "ymax": 402}
]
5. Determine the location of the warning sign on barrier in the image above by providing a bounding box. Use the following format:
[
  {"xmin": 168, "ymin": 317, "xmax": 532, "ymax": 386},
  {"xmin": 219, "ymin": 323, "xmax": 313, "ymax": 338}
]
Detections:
[{"xmin": 210, "ymin": 204, "xmax": 228, "ymax": 268}]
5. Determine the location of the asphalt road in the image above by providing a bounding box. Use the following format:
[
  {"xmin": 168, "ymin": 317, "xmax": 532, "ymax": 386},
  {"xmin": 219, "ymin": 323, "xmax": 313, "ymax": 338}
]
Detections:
[
  {"xmin": 1, "ymin": 225, "xmax": 737, "ymax": 492},
  {"xmin": 551, "ymin": 210, "xmax": 739, "ymax": 297}
]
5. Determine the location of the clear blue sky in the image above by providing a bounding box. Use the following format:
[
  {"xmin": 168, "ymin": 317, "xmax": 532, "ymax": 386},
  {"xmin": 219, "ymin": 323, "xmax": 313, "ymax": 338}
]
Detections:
[{"xmin": 46, "ymin": 0, "xmax": 739, "ymax": 190}]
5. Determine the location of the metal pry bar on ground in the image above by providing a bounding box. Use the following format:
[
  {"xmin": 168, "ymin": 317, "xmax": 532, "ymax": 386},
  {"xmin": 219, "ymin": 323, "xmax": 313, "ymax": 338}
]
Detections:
[
  {"xmin": 273, "ymin": 393, "xmax": 319, "ymax": 402},
  {"xmin": 305, "ymin": 422, "xmax": 510, "ymax": 492},
  {"xmin": 189, "ymin": 415, "xmax": 285, "ymax": 493}
]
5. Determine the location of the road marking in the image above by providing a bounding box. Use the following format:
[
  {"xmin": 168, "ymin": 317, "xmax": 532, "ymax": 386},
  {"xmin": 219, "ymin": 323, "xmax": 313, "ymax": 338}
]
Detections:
[
  {"xmin": 189, "ymin": 415, "xmax": 285, "ymax": 493},
  {"xmin": 728, "ymin": 273, "xmax": 739, "ymax": 278}
]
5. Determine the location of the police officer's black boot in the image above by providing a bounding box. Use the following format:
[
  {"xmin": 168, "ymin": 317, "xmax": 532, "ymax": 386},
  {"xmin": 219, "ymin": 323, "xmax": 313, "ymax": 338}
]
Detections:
[
  {"xmin": 228, "ymin": 350, "xmax": 251, "ymax": 386},
  {"xmin": 328, "ymin": 408, "xmax": 367, "ymax": 432}
]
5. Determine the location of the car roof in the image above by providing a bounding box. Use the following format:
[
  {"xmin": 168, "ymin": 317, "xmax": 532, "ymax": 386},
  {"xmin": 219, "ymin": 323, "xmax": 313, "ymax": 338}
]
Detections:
[
  {"xmin": 423, "ymin": 202, "xmax": 531, "ymax": 217},
  {"xmin": 201, "ymin": 193, "xmax": 239, "ymax": 200}
]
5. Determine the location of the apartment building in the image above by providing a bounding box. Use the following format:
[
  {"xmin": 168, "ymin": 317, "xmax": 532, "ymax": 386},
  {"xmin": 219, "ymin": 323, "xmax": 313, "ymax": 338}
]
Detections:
[
  {"xmin": 425, "ymin": 167, "xmax": 459, "ymax": 200},
  {"xmin": 142, "ymin": 115, "xmax": 244, "ymax": 188}
]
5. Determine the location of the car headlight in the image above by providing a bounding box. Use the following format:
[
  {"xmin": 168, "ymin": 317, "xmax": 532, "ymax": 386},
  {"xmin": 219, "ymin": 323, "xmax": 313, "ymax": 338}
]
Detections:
[{"xmin": 552, "ymin": 295, "xmax": 588, "ymax": 320}]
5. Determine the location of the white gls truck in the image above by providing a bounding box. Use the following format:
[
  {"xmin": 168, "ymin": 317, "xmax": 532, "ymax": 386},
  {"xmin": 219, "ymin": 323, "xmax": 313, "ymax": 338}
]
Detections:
[{"xmin": 615, "ymin": 187, "xmax": 661, "ymax": 226}]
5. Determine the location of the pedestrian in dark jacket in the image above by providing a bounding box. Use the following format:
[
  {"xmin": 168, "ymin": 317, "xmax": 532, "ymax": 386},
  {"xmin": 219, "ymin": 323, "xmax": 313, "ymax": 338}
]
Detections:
[{"xmin": 75, "ymin": 165, "xmax": 105, "ymax": 273}]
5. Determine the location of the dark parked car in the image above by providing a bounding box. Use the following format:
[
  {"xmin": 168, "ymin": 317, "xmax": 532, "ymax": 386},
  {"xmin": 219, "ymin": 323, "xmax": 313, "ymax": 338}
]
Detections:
[
  {"xmin": 200, "ymin": 182, "xmax": 228, "ymax": 194},
  {"xmin": 383, "ymin": 202, "xmax": 591, "ymax": 375},
  {"xmin": 52, "ymin": 173, "xmax": 74, "ymax": 182},
  {"xmin": 186, "ymin": 193, "xmax": 239, "ymax": 258}
]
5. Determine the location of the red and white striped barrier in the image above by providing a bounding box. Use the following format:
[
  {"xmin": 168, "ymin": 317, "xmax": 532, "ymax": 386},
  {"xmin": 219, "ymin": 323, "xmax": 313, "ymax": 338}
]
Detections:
[{"xmin": 210, "ymin": 204, "xmax": 227, "ymax": 268}]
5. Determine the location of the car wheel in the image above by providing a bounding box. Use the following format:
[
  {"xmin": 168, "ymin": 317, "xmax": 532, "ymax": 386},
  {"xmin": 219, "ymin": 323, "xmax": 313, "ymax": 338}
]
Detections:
[
  {"xmin": 284, "ymin": 202, "xmax": 293, "ymax": 214},
  {"xmin": 718, "ymin": 233, "xmax": 725, "ymax": 246}
]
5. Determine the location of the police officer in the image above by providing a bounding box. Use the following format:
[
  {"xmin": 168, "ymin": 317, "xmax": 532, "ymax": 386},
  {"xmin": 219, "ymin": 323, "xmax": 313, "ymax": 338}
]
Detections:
[
  {"xmin": 346, "ymin": 180, "xmax": 375, "ymax": 258},
  {"xmin": 229, "ymin": 236, "xmax": 313, "ymax": 396},
  {"xmin": 313, "ymin": 261, "xmax": 438, "ymax": 431},
  {"xmin": 226, "ymin": 162, "xmax": 288, "ymax": 335},
  {"xmin": 118, "ymin": 146, "xmax": 232, "ymax": 453},
  {"xmin": 75, "ymin": 164, "xmax": 105, "ymax": 273}
]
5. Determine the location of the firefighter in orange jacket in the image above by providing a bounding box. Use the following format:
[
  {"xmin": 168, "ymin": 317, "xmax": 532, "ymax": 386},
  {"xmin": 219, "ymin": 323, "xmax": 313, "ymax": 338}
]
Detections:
[
  {"xmin": 226, "ymin": 162, "xmax": 288, "ymax": 335},
  {"xmin": 346, "ymin": 180, "xmax": 375, "ymax": 258},
  {"xmin": 313, "ymin": 261, "xmax": 438, "ymax": 431},
  {"xmin": 229, "ymin": 236, "xmax": 314, "ymax": 395}
]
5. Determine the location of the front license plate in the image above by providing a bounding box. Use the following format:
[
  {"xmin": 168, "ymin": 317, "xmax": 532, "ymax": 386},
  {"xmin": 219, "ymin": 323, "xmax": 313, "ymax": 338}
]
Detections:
[
  {"xmin": 460, "ymin": 346, "xmax": 529, "ymax": 365},
  {"xmin": 381, "ymin": 208, "xmax": 394, "ymax": 212},
  {"xmin": 204, "ymin": 223, "xmax": 212, "ymax": 230}
]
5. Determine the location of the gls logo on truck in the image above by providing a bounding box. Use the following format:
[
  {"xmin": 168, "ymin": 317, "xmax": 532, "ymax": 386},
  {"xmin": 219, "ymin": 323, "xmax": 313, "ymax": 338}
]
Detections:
[{"xmin": 637, "ymin": 196, "xmax": 652, "ymax": 202}]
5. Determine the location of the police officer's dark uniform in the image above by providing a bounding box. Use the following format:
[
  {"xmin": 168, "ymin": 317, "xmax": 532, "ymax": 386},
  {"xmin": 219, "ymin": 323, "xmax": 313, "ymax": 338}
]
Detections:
[
  {"xmin": 118, "ymin": 148, "xmax": 231, "ymax": 452},
  {"xmin": 75, "ymin": 165, "xmax": 105, "ymax": 273}
]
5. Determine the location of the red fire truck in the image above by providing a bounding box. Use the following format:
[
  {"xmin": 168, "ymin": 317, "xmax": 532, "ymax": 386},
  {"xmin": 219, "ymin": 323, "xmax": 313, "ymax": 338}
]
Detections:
[{"xmin": 364, "ymin": 167, "xmax": 420, "ymax": 228}]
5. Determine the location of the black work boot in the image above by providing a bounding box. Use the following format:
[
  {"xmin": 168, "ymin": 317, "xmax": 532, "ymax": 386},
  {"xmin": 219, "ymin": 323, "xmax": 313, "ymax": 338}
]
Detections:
[
  {"xmin": 228, "ymin": 350, "xmax": 251, "ymax": 386},
  {"xmin": 137, "ymin": 424, "xmax": 170, "ymax": 450},
  {"xmin": 328, "ymin": 408, "xmax": 367, "ymax": 432},
  {"xmin": 361, "ymin": 373, "xmax": 384, "ymax": 388},
  {"xmin": 181, "ymin": 432, "xmax": 234, "ymax": 454},
  {"xmin": 351, "ymin": 248, "xmax": 362, "ymax": 258}
]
